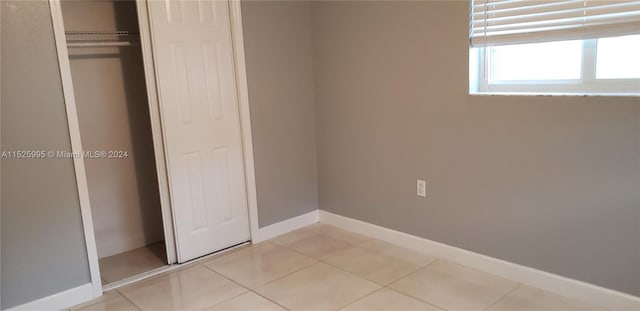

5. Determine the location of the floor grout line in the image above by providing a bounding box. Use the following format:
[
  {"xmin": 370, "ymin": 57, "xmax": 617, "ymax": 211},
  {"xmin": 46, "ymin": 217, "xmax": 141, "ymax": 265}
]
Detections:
[
  {"xmin": 383, "ymin": 287, "xmax": 450, "ymax": 311},
  {"xmin": 269, "ymin": 234, "xmax": 387, "ymax": 285},
  {"xmin": 242, "ymin": 259, "xmax": 381, "ymax": 311},
  {"xmin": 377, "ymin": 259, "xmax": 450, "ymax": 311},
  {"xmin": 378, "ymin": 258, "xmax": 515, "ymax": 311},
  {"xmin": 333, "ymin": 286, "xmax": 385, "ymax": 310},
  {"xmin": 318, "ymin": 260, "xmax": 386, "ymax": 287},
  {"xmin": 271, "ymin": 234, "xmax": 372, "ymax": 262},
  {"xmin": 235, "ymin": 227, "xmax": 381, "ymax": 310},
  {"xmin": 118, "ymin": 290, "xmax": 144, "ymax": 311},
  {"xmin": 318, "ymin": 246, "xmax": 441, "ymax": 287},
  {"xmin": 248, "ymin": 289, "xmax": 291, "ymax": 310},
  {"xmin": 270, "ymin": 239, "xmax": 339, "ymax": 261},
  {"xmin": 198, "ymin": 262, "xmax": 291, "ymax": 310},
  {"xmin": 198, "ymin": 244, "xmax": 319, "ymax": 290},
  {"xmin": 256, "ymin": 226, "xmax": 443, "ymax": 298},
  {"xmin": 68, "ymin": 291, "xmax": 120, "ymax": 311},
  {"xmin": 193, "ymin": 263, "xmax": 258, "ymax": 308},
  {"xmin": 116, "ymin": 260, "xmax": 250, "ymax": 310},
  {"xmin": 248, "ymin": 259, "xmax": 319, "ymax": 289},
  {"xmin": 481, "ymin": 283, "xmax": 522, "ymax": 311}
]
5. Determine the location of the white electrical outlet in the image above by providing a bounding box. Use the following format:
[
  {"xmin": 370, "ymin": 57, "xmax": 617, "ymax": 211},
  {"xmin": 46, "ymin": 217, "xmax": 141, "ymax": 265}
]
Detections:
[{"xmin": 417, "ymin": 179, "xmax": 426, "ymax": 197}]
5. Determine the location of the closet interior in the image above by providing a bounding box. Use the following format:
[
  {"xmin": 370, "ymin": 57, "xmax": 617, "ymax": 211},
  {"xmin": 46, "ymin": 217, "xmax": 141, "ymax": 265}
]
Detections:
[{"xmin": 60, "ymin": 0, "xmax": 167, "ymax": 285}]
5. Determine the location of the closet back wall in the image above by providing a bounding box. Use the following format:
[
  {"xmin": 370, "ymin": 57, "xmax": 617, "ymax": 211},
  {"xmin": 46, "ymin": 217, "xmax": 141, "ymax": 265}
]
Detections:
[{"xmin": 61, "ymin": 0, "xmax": 163, "ymax": 258}]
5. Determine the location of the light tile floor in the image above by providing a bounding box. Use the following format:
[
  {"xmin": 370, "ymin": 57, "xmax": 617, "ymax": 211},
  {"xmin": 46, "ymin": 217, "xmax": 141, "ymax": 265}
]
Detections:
[{"xmin": 71, "ymin": 224, "xmax": 605, "ymax": 311}]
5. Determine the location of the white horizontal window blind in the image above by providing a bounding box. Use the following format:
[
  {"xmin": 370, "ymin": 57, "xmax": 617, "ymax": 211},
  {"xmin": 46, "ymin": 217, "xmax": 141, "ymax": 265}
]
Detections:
[{"xmin": 470, "ymin": 0, "xmax": 640, "ymax": 46}]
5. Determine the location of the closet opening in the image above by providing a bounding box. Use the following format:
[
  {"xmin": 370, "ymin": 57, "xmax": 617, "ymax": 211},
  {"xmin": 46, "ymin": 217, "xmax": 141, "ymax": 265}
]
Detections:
[{"xmin": 60, "ymin": 0, "xmax": 169, "ymax": 285}]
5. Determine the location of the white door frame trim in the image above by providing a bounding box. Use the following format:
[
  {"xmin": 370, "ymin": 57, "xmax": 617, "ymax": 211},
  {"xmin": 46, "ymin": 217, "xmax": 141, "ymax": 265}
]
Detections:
[
  {"xmin": 49, "ymin": 0, "xmax": 260, "ymax": 303},
  {"xmin": 228, "ymin": 0, "xmax": 262, "ymax": 243},
  {"xmin": 49, "ymin": 0, "xmax": 102, "ymax": 299},
  {"xmin": 135, "ymin": 0, "xmax": 178, "ymax": 265}
]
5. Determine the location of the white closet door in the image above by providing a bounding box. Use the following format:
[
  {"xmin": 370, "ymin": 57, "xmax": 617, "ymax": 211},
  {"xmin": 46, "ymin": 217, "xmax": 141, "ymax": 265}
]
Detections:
[{"xmin": 147, "ymin": 0, "xmax": 250, "ymax": 262}]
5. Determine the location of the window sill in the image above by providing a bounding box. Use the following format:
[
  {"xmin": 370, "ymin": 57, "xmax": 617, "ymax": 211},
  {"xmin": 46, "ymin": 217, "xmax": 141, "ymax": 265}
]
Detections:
[{"xmin": 469, "ymin": 91, "xmax": 640, "ymax": 98}]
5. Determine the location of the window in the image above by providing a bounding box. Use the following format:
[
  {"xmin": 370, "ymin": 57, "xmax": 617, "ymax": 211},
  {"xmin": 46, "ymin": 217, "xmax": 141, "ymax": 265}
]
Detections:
[
  {"xmin": 596, "ymin": 35, "xmax": 640, "ymax": 79},
  {"xmin": 470, "ymin": 0, "xmax": 640, "ymax": 95}
]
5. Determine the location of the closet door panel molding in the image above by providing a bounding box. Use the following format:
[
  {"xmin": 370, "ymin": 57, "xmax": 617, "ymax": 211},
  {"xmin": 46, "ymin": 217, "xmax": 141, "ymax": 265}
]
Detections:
[{"xmin": 147, "ymin": 0, "xmax": 251, "ymax": 262}]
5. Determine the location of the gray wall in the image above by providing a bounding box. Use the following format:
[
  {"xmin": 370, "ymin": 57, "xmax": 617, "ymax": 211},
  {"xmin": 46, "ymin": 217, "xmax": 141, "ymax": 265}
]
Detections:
[
  {"xmin": 1, "ymin": 1, "xmax": 91, "ymax": 309},
  {"xmin": 242, "ymin": 1, "xmax": 319, "ymax": 227},
  {"xmin": 311, "ymin": 1, "xmax": 640, "ymax": 295}
]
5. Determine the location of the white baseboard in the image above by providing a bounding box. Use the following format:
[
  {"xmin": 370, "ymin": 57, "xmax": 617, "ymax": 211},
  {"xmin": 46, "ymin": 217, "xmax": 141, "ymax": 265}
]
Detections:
[
  {"xmin": 252, "ymin": 210, "xmax": 319, "ymax": 243},
  {"xmin": 5, "ymin": 283, "xmax": 95, "ymax": 311},
  {"xmin": 319, "ymin": 210, "xmax": 640, "ymax": 311}
]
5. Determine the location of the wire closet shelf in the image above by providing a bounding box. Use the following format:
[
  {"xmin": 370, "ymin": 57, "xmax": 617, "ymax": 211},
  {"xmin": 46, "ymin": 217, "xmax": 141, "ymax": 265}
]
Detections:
[{"xmin": 65, "ymin": 31, "xmax": 140, "ymax": 48}]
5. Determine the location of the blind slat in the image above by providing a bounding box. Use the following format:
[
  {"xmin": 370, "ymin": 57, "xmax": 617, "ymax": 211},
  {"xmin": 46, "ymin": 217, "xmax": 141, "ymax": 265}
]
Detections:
[
  {"xmin": 470, "ymin": 0, "xmax": 640, "ymax": 46},
  {"xmin": 473, "ymin": 0, "xmax": 583, "ymax": 15},
  {"xmin": 474, "ymin": 1, "xmax": 639, "ymax": 24},
  {"xmin": 473, "ymin": 2, "xmax": 637, "ymax": 25},
  {"xmin": 472, "ymin": 15, "xmax": 640, "ymax": 37},
  {"xmin": 473, "ymin": 9, "xmax": 640, "ymax": 32},
  {"xmin": 473, "ymin": 0, "xmax": 572, "ymax": 13}
]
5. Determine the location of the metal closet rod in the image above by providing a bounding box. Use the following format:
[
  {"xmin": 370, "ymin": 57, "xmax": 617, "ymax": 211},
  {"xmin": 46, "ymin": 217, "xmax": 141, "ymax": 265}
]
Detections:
[
  {"xmin": 67, "ymin": 41, "xmax": 139, "ymax": 48},
  {"xmin": 65, "ymin": 30, "xmax": 140, "ymax": 48}
]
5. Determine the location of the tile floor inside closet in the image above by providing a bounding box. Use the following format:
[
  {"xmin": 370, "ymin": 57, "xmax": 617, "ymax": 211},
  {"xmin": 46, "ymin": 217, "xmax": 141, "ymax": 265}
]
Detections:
[
  {"xmin": 99, "ymin": 243, "xmax": 167, "ymax": 285},
  {"xmin": 71, "ymin": 224, "xmax": 603, "ymax": 311}
]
